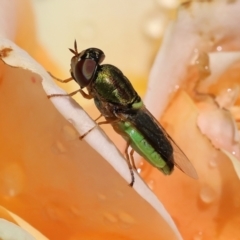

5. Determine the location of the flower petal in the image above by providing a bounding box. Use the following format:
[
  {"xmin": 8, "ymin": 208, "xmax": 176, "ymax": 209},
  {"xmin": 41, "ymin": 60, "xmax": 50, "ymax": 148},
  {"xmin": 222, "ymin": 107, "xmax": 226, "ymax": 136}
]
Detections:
[
  {"xmin": 0, "ymin": 38, "xmax": 183, "ymax": 239},
  {"xmin": 145, "ymin": 0, "xmax": 240, "ymax": 117},
  {"xmin": 0, "ymin": 219, "xmax": 35, "ymax": 240}
]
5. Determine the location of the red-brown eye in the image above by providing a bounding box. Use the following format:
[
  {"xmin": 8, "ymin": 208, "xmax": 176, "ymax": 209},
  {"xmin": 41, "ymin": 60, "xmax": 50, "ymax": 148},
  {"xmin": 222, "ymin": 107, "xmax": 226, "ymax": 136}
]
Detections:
[
  {"xmin": 70, "ymin": 48, "xmax": 105, "ymax": 88},
  {"xmin": 74, "ymin": 58, "xmax": 97, "ymax": 87}
]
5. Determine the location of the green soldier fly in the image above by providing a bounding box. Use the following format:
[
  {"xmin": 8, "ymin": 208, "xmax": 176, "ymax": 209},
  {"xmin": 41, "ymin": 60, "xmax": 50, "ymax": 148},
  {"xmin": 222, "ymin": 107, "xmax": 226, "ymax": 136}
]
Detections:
[{"xmin": 49, "ymin": 41, "xmax": 198, "ymax": 186}]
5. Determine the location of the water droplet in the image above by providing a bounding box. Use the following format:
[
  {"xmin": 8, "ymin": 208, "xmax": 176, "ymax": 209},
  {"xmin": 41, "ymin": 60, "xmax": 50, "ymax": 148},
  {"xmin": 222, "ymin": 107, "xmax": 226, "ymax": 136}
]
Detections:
[
  {"xmin": 0, "ymin": 164, "xmax": 25, "ymax": 197},
  {"xmin": 147, "ymin": 179, "xmax": 155, "ymax": 190},
  {"xmin": 52, "ymin": 141, "xmax": 67, "ymax": 154},
  {"xmin": 216, "ymin": 45, "xmax": 222, "ymax": 52},
  {"xmin": 46, "ymin": 203, "xmax": 62, "ymax": 220},
  {"xmin": 194, "ymin": 48, "xmax": 199, "ymax": 54},
  {"xmin": 103, "ymin": 212, "xmax": 118, "ymax": 223},
  {"xmin": 139, "ymin": 161, "xmax": 144, "ymax": 167},
  {"xmin": 137, "ymin": 160, "xmax": 145, "ymax": 174},
  {"xmin": 98, "ymin": 194, "xmax": 106, "ymax": 201},
  {"xmin": 193, "ymin": 231, "xmax": 203, "ymax": 240},
  {"xmin": 67, "ymin": 118, "xmax": 75, "ymax": 125},
  {"xmin": 209, "ymin": 158, "xmax": 218, "ymax": 168},
  {"xmin": 118, "ymin": 212, "xmax": 135, "ymax": 224},
  {"xmin": 199, "ymin": 185, "xmax": 217, "ymax": 204},
  {"xmin": 62, "ymin": 125, "xmax": 78, "ymax": 141},
  {"xmin": 174, "ymin": 84, "xmax": 180, "ymax": 91},
  {"xmin": 215, "ymin": 85, "xmax": 239, "ymax": 109},
  {"xmin": 142, "ymin": 11, "xmax": 168, "ymax": 39},
  {"xmin": 115, "ymin": 191, "xmax": 123, "ymax": 198},
  {"xmin": 156, "ymin": 0, "xmax": 179, "ymax": 9}
]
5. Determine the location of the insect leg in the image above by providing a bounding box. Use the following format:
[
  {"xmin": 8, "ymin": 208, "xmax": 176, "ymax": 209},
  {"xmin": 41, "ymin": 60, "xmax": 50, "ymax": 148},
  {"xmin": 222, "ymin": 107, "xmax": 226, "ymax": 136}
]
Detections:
[
  {"xmin": 48, "ymin": 72, "xmax": 93, "ymax": 99},
  {"xmin": 129, "ymin": 149, "xmax": 138, "ymax": 171},
  {"xmin": 48, "ymin": 88, "xmax": 93, "ymax": 99},
  {"xmin": 94, "ymin": 114, "xmax": 103, "ymax": 122},
  {"xmin": 79, "ymin": 118, "xmax": 118, "ymax": 139},
  {"xmin": 48, "ymin": 89, "xmax": 80, "ymax": 98},
  {"xmin": 48, "ymin": 72, "xmax": 73, "ymax": 83},
  {"xmin": 124, "ymin": 142, "xmax": 135, "ymax": 187}
]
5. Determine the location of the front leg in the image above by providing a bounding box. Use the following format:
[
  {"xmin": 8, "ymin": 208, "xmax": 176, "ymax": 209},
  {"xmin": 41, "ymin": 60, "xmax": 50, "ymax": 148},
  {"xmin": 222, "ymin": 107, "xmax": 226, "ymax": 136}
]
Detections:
[
  {"xmin": 48, "ymin": 88, "xmax": 93, "ymax": 100},
  {"xmin": 48, "ymin": 72, "xmax": 93, "ymax": 99},
  {"xmin": 48, "ymin": 72, "xmax": 73, "ymax": 83}
]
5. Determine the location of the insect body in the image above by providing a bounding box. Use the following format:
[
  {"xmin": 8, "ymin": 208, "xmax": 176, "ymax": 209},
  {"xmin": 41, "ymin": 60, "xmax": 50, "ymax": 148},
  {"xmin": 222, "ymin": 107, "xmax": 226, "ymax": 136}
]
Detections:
[{"xmin": 50, "ymin": 41, "xmax": 198, "ymax": 186}]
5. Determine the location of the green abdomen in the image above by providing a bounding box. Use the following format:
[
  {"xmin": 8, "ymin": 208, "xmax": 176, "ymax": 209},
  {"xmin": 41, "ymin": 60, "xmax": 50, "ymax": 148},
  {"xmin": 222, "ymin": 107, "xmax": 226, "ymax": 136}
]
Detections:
[{"xmin": 112, "ymin": 121, "xmax": 173, "ymax": 175}]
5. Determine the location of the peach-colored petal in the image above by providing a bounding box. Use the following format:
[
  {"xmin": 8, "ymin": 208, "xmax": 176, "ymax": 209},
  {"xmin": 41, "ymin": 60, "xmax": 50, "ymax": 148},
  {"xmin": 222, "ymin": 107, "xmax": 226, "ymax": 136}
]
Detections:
[
  {"xmin": 0, "ymin": 39, "xmax": 183, "ymax": 239},
  {"xmin": 198, "ymin": 52, "xmax": 240, "ymax": 92},
  {"xmin": 0, "ymin": 219, "xmax": 35, "ymax": 240},
  {"xmin": 215, "ymin": 85, "xmax": 239, "ymax": 109},
  {"xmin": 221, "ymin": 149, "xmax": 240, "ymax": 179},
  {"xmin": 141, "ymin": 91, "xmax": 240, "ymax": 239},
  {"xmin": 145, "ymin": 0, "xmax": 240, "ymax": 117},
  {"xmin": 0, "ymin": 206, "xmax": 49, "ymax": 240},
  {"xmin": 0, "ymin": 0, "xmax": 18, "ymax": 39},
  {"xmin": 144, "ymin": 0, "xmax": 240, "ymax": 180},
  {"xmin": 197, "ymin": 100, "xmax": 240, "ymax": 159},
  {"xmin": 140, "ymin": 1, "xmax": 240, "ymax": 238}
]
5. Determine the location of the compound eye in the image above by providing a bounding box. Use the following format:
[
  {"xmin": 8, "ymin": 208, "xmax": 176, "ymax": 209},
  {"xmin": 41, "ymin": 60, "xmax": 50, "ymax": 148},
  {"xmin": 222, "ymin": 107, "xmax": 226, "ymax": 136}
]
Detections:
[
  {"xmin": 74, "ymin": 58, "xmax": 97, "ymax": 87},
  {"xmin": 98, "ymin": 53, "xmax": 105, "ymax": 64}
]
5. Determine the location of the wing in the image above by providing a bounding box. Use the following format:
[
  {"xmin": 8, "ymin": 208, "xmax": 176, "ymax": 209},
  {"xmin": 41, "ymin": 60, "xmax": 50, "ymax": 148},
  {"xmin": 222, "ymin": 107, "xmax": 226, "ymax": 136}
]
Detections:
[
  {"xmin": 162, "ymin": 127, "xmax": 198, "ymax": 179},
  {"xmin": 126, "ymin": 107, "xmax": 198, "ymax": 179}
]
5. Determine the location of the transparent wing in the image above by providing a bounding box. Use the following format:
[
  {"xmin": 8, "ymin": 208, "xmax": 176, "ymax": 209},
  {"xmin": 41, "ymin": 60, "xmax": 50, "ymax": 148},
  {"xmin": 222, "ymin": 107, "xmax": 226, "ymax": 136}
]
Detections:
[
  {"xmin": 125, "ymin": 107, "xmax": 198, "ymax": 179},
  {"xmin": 162, "ymin": 128, "xmax": 198, "ymax": 179}
]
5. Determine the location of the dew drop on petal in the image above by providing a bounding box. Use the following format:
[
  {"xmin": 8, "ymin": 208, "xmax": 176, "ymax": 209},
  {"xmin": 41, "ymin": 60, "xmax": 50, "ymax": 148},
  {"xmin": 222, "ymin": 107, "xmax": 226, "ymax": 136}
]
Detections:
[
  {"xmin": 103, "ymin": 212, "xmax": 118, "ymax": 223},
  {"xmin": 67, "ymin": 118, "xmax": 75, "ymax": 126},
  {"xmin": 97, "ymin": 193, "xmax": 106, "ymax": 201},
  {"xmin": 139, "ymin": 160, "xmax": 144, "ymax": 167},
  {"xmin": 62, "ymin": 124, "xmax": 78, "ymax": 141},
  {"xmin": 216, "ymin": 45, "xmax": 222, "ymax": 52},
  {"xmin": 0, "ymin": 164, "xmax": 25, "ymax": 197},
  {"xmin": 51, "ymin": 141, "xmax": 67, "ymax": 154},
  {"xmin": 45, "ymin": 202, "xmax": 62, "ymax": 221},
  {"xmin": 174, "ymin": 84, "xmax": 180, "ymax": 92},
  {"xmin": 115, "ymin": 190, "xmax": 124, "ymax": 198},
  {"xmin": 147, "ymin": 179, "xmax": 155, "ymax": 190},
  {"xmin": 215, "ymin": 85, "xmax": 239, "ymax": 109},
  {"xmin": 137, "ymin": 160, "xmax": 144, "ymax": 174},
  {"xmin": 199, "ymin": 185, "xmax": 217, "ymax": 204},
  {"xmin": 118, "ymin": 211, "xmax": 135, "ymax": 225},
  {"xmin": 142, "ymin": 11, "xmax": 168, "ymax": 40},
  {"xmin": 194, "ymin": 48, "xmax": 199, "ymax": 54},
  {"xmin": 208, "ymin": 156, "xmax": 218, "ymax": 168},
  {"xmin": 156, "ymin": 0, "xmax": 179, "ymax": 9},
  {"xmin": 193, "ymin": 231, "xmax": 203, "ymax": 240}
]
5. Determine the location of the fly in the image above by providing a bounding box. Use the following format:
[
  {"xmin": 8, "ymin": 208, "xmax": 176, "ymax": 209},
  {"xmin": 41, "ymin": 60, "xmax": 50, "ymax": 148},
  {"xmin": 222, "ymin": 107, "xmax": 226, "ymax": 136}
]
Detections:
[{"xmin": 48, "ymin": 41, "xmax": 198, "ymax": 186}]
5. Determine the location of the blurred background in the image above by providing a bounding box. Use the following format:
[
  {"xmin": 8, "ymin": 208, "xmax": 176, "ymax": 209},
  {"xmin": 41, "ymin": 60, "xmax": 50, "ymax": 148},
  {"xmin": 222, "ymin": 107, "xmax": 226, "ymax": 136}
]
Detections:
[
  {"xmin": 3, "ymin": 1, "xmax": 240, "ymax": 239},
  {"xmin": 15, "ymin": 0, "xmax": 183, "ymax": 104},
  {"xmin": 13, "ymin": 0, "xmax": 185, "ymax": 145}
]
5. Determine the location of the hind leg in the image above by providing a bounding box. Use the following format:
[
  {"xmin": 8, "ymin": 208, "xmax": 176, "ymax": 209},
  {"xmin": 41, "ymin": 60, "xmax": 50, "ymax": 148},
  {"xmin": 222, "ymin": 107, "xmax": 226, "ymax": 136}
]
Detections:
[
  {"xmin": 80, "ymin": 117, "xmax": 119, "ymax": 139},
  {"xmin": 129, "ymin": 149, "xmax": 138, "ymax": 171},
  {"xmin": 124, "ymin": 143, "xmax": 135, "ymax": 187}
]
